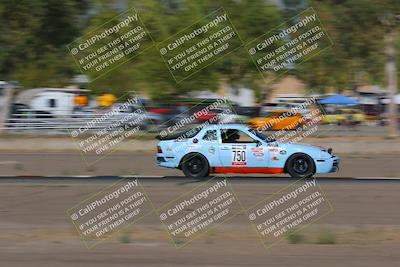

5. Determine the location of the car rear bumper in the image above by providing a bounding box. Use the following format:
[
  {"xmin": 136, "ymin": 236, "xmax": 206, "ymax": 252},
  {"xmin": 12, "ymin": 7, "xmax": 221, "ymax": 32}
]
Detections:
[{"xmin": 156, "ymin": 154, "xmax": 177, "ymax": 168}]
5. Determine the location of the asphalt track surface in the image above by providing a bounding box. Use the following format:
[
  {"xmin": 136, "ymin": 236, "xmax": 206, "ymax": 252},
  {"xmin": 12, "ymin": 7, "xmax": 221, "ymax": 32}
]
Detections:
[
  {"xmin": 1, "ymin": 152, "xmax": 400, "ymax": 178},
  {"xmin": 0, "ymin": 176, "xmax": 400, "ymax": 267}
]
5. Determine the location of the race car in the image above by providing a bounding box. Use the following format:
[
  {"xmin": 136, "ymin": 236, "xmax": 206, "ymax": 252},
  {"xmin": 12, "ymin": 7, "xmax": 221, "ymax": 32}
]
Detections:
[{"xmin": 156, "ymin": 124, "xmax": 340, "ymax": 179}]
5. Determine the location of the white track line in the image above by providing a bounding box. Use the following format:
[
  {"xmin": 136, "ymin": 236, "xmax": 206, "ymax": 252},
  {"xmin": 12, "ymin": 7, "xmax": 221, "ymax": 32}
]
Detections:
[{"xmin": 0, "ymin": 175, "xmax": 400, "ymax": 180}]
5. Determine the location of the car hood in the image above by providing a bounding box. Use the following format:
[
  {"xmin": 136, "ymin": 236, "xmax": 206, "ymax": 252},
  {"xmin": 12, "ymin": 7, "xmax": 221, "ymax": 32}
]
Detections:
[{"xmin": 271, "ymin": 141, "xmax": 325, "ymax": 152}]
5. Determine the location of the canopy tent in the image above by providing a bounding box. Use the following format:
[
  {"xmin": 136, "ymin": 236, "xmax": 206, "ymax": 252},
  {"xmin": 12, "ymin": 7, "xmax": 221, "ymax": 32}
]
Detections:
[{"xmin": 320, "ymin": 94, "xmax": 359, "ymax": 105}]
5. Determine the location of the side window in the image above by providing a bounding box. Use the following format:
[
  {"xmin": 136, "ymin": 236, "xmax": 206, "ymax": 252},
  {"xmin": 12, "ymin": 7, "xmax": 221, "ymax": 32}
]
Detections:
[
  {"xmin": 287, "ymin": 112, "xmax": 301, "ymax": 117},
  {"xmin": 203, "ymin": 130, "xmax": 217, "ymax": 142},
  {"xmin": 48, "ymin": 99, "xmax": 56, "ymax": 108},
  {"xmin": 221, "ymin": 129, "xmax": 256, "ymax": 143}
]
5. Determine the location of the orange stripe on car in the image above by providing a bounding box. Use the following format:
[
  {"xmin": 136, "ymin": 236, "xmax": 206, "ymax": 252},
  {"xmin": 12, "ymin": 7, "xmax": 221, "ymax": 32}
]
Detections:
[{"xmin": 211, "ymin": 167, "xmax": 284, "ymax": 174}]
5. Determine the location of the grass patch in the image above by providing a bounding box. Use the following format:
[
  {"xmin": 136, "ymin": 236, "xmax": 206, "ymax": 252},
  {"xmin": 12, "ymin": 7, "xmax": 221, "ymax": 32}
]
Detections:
[
  {"xmin": 286, "ymin": 229, "xmax": 305, "ymax": 244},
  {"xmin": 119, "ymin": 232, "xmax": 132, "ymax": 244},
  {"xmin": 14, "ymin": 162, "xmax": 24, "ymax": 170},
  {"xmin": 316, "ymin": 229, "xmax": 336, "ymax": 244},
  {"xmin": 173, "ymin": 239, "xmax": 185, "ymax": 246},
  {"xmin": 60, "ymin": 170, "xmax": 71, "ymax": 176},
  {"xmin": 85, "ymin": 165, "xmax": 96, "ymax": 173}
]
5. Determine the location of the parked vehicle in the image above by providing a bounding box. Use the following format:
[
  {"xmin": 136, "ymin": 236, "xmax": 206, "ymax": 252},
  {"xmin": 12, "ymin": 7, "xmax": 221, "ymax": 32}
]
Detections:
[
  {"xmin": 110, "ymin": 103, "xmax": 162, "ymax": 130},
  {"xmin": 248, "ymin": 110, "xmax": 305, "ymax": 131},
  {"xmin": 15, "ymin": 88, "xmax": 89, "ymax": 117},
  {"xmin": 322, "ymin": 108, "xmax": 366, "ymax": 125}
]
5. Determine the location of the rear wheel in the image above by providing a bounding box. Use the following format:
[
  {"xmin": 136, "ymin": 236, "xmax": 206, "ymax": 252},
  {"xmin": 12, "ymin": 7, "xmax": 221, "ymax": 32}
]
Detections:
[
  {"xmin": 181, "ymin": 153, "xmax": 210, "ymax": 179},
  {"xmin": 285, "ymin": 153, "xmax": 315, "ymax": 178}
]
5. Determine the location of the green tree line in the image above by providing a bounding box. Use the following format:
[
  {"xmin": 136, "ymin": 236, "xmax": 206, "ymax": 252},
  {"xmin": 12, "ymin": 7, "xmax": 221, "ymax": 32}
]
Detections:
[{"xmin": 0, "ymin": 0, "xmax": 399, "ymax": 100}]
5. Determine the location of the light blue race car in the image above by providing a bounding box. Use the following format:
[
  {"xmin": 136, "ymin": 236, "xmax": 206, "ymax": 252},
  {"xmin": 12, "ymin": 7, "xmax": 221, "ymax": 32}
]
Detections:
[{"xmin": 156, "ymin": 124, "xmax": 340, "ymax": 179}]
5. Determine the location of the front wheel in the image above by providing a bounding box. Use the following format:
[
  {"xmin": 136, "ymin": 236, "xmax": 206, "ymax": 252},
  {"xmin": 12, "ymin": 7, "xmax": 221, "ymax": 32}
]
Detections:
[
  {"xmin": 285, "ymin": 153, "xmax": 315, "ymax": 178},
  {"xmin": 181, "ymin": 153, "xmax": 210, "ymax": 179}
]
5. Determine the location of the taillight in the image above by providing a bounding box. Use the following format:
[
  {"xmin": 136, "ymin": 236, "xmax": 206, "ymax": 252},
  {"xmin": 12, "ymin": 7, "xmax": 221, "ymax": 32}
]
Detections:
[{"xmin": 157, "ymin": 146, "xmax": 162, "ymax": 153}]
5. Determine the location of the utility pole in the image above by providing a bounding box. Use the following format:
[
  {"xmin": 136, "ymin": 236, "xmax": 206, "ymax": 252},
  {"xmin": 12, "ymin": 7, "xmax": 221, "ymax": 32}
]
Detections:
[{"xmin": 382, "ymin": 14, "xmax": 399, "ymax": 137}]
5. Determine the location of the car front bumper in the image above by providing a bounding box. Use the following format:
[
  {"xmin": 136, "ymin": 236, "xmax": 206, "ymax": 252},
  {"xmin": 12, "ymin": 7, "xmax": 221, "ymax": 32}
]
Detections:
[
  {"xmin": 315, "ymin": 156, "xmax": 340, "ymax": 173},
  {"xmin": 330, "ymin": 157, "xmax": 340, "ymax": 173}
]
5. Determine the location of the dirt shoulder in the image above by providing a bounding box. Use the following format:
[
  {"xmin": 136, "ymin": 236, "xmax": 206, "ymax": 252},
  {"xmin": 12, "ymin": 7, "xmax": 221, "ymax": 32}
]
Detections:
[{"xmin": 0, "ymin": 179, "xmax": 399, "ymax": 267}]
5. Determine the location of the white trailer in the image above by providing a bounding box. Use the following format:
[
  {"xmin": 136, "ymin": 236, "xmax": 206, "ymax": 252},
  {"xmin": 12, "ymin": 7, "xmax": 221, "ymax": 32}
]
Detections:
[{"xmin": 15, "ymin": 88, "xmax": 88, "ymax": 117}]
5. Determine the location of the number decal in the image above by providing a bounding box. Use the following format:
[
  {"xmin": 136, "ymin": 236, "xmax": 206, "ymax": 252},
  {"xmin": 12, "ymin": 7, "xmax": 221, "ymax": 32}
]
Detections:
[
  {"xmin": 232, "ymin": 146, "xmax": 247, "ymax": 166},
  {"xmin": 233, "ymin": 150, "xmax": 246, "ymax": 162}
]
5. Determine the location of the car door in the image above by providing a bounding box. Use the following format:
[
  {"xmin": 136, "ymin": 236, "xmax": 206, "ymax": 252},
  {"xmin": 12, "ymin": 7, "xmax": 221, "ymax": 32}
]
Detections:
[
  {"xmin": 199, "ymin": 127, "xmax": 221, "ymax": 167},
  {"xmin": 218, "ymin": 128, "xmax": 267, "ymax": 167}
]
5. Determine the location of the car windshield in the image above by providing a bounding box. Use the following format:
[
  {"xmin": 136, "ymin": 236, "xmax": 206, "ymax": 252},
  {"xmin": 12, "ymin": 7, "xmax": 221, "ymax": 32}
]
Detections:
[
  {"xmin": 248, "ymin": 129, "xmax": 275, "ymax": 142},
  {"xmin": 260, "ymin": 111, "xmax": 273, "ymax": 117}
]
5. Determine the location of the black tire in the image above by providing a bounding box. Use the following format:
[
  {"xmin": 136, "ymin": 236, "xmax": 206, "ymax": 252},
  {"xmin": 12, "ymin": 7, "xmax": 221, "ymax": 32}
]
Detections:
[
  {"xmin": 181, "ymin": 153, "xmax": 210, "ymax": 179},
  {"xmin": 285, "ymin": 153, "xmax": 316, "ymax": 178}
]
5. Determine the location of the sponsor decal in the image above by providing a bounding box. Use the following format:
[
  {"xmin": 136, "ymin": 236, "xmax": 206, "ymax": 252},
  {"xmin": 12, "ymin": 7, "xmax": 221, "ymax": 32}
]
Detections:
[
  {"xmin": 251, "ymin": 147, "xmax": 264, "ymax": 156},
  {"xmin": 251, "ymin": 147, "xmax": 264, "ymax": 160},
  {"xmin": 208, "ymin": 146, "xmax": 216, "ymax": 155},
  {"xmin": 269, "ymin": 147, "xmax": 279, "ymax": 157}
]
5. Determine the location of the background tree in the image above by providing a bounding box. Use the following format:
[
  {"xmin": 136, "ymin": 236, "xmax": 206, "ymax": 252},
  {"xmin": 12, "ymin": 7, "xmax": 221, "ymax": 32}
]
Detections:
[
  {"xmin": 1, "ymin": 0, "xmax": 399, "ymax": 98},
  {"xmin": 0, "ymin": 0, "xmax": 89, "ymax": 87},
  {"xmin": 295, "ymin": 0, "xmax": 400, "ymax": 93}
]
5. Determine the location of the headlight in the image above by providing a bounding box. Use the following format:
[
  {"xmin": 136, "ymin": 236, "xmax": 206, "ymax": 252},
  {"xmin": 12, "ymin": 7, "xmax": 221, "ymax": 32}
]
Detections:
[{"xmin": 319, "ymin": 151, "xmax": 331, "ymax": 159}]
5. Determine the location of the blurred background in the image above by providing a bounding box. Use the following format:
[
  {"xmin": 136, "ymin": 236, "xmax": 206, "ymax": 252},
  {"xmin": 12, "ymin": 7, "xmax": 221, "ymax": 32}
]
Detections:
[
  {"xmin": 0, "ymin": 0, "xmax": 399, "ymax": 137},
  {"xmin": 0, "ymin": 2, "xmax": 400, "ymax": 267}
]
